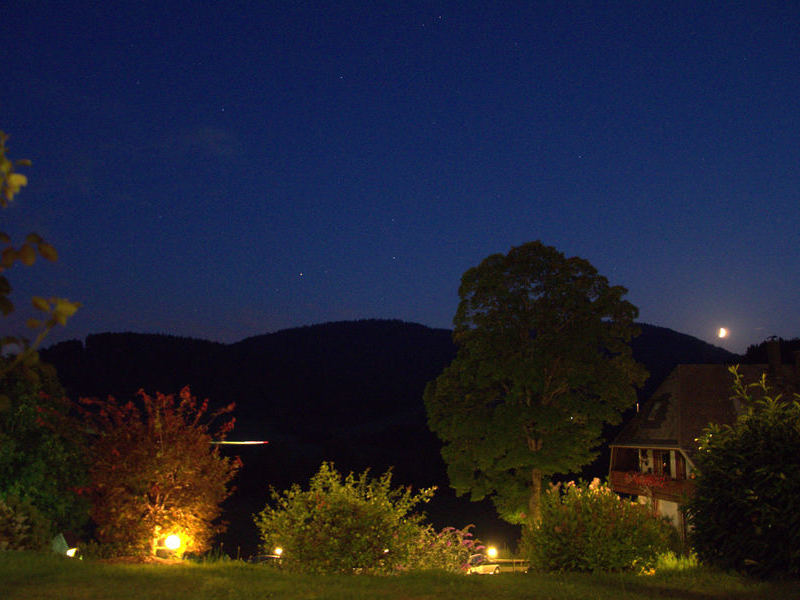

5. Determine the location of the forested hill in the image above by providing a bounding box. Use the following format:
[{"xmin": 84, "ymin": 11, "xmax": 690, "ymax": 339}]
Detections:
[
  {"xmin": 42, "ymin": 319, "xmax": 737, "ymax": 422},
  {"xmin": 40, "ymin": 319, "xmax": 738, "ymax": 555},
  {"xmin": 41, "ymin": 320, "xmax": 456, "ymax": 441}
]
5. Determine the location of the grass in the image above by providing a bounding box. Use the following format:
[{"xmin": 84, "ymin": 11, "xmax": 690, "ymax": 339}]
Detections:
[{"xmin": 3, "ymin": 552, "xmax": 800, "ymax": 600}]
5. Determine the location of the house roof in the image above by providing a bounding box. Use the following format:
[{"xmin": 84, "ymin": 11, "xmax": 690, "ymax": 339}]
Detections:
[{"xmin": 611, "ymin": 363, "xmax": 798, "ymax": 461}]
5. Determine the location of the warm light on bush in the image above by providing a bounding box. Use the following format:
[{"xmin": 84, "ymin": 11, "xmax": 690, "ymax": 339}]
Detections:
[
  {"xmin": 254, "ymin": 462, "xmax": 436, "ymax": 574},
  {"xmin": 164, "ymin": 534, "xmax": 182, "ymax": 551},
  {"xmin": 523, "ymin": 478, "xmax": 678, "ymax": 572}
]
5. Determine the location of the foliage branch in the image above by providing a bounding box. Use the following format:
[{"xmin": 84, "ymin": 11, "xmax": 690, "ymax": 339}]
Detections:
[{"xmin": 0, "ymin": 130, "xmax": 79, "ymax": 387}]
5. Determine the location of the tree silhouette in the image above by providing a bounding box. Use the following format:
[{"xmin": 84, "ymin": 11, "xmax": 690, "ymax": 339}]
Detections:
[{"xmin": 425, "ymin": 241, "xmax": 646, "ymax": 529}]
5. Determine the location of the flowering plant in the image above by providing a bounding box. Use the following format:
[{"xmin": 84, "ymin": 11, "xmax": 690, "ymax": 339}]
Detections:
[
  {"xmin": 406, "ymin": 524, "xmax": 484, "ymax": 572},
  {"xmin": 623, "ymin": 471, "xmax": 670, "ymax": 489},
  {"xmin": 522, "ymin": 478, "xmax": 678, "ymax": 572}
]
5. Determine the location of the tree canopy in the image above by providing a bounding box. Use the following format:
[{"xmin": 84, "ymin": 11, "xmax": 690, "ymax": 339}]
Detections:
[
  {"xmin": 77, "ymin": 387, "xmax": 240, "ymax": 556},
  {"xmin": 425, "ymin": 241, "xmax": 647, "ymax": 528}
]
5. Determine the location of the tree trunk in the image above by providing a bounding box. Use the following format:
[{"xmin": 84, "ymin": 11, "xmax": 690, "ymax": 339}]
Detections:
[
  {"xmin": 528, "ymin": 467, "xmax": 543, "ymax": 528},
  {"xmin": 150, "ymin": 524, "xmax": 160, "ymax": 556}
]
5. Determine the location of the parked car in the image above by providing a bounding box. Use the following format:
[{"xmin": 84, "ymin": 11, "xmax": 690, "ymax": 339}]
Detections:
[{"xmin": 466, "ymin": 553, "xmax": 529, "ymax": 575}]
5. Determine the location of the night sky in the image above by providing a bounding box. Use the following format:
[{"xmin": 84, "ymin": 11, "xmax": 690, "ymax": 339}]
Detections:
[{"xmin": 3, "ymin": 2, "xmax": 798, "ymax": 353}]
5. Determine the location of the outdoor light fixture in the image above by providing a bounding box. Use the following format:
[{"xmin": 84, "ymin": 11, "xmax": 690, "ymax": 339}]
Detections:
[
  {"xmin": 487, "ymin": 546, "xmax": 498, "ymax": 559},
  {"xmin": 164, "ymin": 534, "xmax": 182, "ymax": 551},
  {"xmin": 273, "ymin": 547, "xmax": 283, "ymax": 556},
  {"xmin": 66, "ymin": 548, "xmax": 78, "ymax": 558}
]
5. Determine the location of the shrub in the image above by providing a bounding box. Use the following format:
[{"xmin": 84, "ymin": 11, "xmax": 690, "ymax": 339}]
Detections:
[
  {"xmin": 0, "ymin": 362, "xmax": 89, "ymax": 535},
  {"xmin": 407, "ymin": 524, "xmax": 484, "ymax": 572},
  {"xmin": 77, "ymin": 388, "xmax": 240, "ymax": 556},
  {"xmin": 522, "ymin": 478, "xmax": 678, "ymax": 572},
  {"xmin": 687, "ymin": 367, "xmax": 800, "ymax": 578},
  {"xmin": 0, "ymin": 494, "xmax": 51, "ymax": 551},
  {"xmin": 254, "ymin": 462, "xmax": 435, "ymax": 574}
]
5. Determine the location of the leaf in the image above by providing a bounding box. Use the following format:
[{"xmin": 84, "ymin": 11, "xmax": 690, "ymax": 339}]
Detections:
[
  {"xmin": 1, "ymin": 247, "xmax": 16, "ymax": 268},
  {"xmin": 37, "ymin": 242, "xmax": 58, "ymax": 261},
  {"xmin": 31, "ymin": 296, "xmax": 50, "ymax": 312},
  {"xmin": 7, "ymin": 172, "xmax": 27, "ymax": 190},
  {"xmin": 1, "ymin": 335, "xmax": 21, "ymax": 347},
  {"xmin": 53, "ymin": 298, "xmax": 80, "ymax": 325},
  {"xmin": 0, "ymin": 295, "xmax": 13, "ymax": 315},
  {"xmin": 18, "ymin": 244, "xmax": 36, "ymax": 266}
]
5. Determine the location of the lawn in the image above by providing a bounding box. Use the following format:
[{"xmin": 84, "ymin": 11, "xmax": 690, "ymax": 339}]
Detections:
[{"xmin": 3, "ymin": 552, "xmax": 799, "ymax": 600}]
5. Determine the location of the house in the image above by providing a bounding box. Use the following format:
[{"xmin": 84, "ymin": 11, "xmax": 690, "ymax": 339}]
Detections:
[{"xmin": 608, "ymin": 344, "xmax": 799, "ymax": 539}]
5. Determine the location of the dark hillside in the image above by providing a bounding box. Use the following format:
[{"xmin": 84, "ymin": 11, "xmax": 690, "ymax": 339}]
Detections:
[
  {"xmin": 742, "ymin": 337, "xmax": 800, "ymax": 365},
  {"xmin": 632, "ymin": 323, "xmax": 738, "ymax": 398},
  {"xmin": 42, "ymin": 333, "xmax": 226, "ymax": 400}
]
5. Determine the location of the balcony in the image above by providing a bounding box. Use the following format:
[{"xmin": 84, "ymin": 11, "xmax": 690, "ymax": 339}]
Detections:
[{"xmin": 609, "ymin": 470, "xmax": 696, "ymax": 502}]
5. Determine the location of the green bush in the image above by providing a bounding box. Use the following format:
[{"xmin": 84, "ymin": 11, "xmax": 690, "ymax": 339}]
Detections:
[
  {"xmin": 523, "ymin": 478, "xmax": 678, "ymax": 572},
  {"xmin": 254, "ymin": 462, "xmax": 435, "ymax": 574},
  {"xmin": 0, "ymin": 361, "xmax": 89, "ymax": 535},
  {"xmin": 0, "ymin": 494, "xmax": 51, "ymax": 551},
  {"xmin": 406, "ymin": 524, "xmax": 483, "ymax": 572},
  {"xmin": 687, "ymin": 367, "xmax": 800, "ymax": 578}
]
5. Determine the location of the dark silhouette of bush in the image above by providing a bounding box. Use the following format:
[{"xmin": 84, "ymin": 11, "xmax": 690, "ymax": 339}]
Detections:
[{"xmin": 687, "ymin": 367, "xmax": 800, "ymax": 578}]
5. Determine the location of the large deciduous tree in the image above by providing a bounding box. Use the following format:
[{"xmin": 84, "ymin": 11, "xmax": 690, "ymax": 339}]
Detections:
[
  {"xmin": 79, "ymin": 387, "xmax": 240, "ymax": 556},
  {"xmin": 425, "ymin": 241, "xmax": 647, "ymax": 529}
]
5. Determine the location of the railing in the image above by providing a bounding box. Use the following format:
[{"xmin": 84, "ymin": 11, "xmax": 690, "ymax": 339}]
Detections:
[{"xmin": 609, "ymin": 470, "xmax": 696, "ymax": 502}]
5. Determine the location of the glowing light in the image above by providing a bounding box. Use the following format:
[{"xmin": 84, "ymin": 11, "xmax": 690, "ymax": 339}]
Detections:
[
  {"xmin": 273, "ymin": 547, "xmax": 283, "ymax": 556},
  {"xmin": 718, "ymin": 327, "xmax": 729, "ymax": 339},
  {"xmin": 210, "ymin": 440, "xmax": 269, "ymax": 445},
  {"xmin": 487, "ymin": 546, "xmax": 498, "ymax": 559},
  {"xmin": 164, "ymin": 535, "xmax": 182, "ymax": 550},
  {"xmin": 66, "ymin": 547, "xmax": 78, "ymax": 558}
]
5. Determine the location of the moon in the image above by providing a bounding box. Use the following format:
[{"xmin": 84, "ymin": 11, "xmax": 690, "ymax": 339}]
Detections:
[{"xmin": 717, "ymin": 327, "xmax": 729, "ymax": 339}]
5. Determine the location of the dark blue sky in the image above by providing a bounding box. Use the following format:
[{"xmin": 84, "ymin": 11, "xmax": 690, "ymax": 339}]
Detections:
[{"xmin": 3, "ymin": 2, "xmax": 798, "ymax": 353}]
